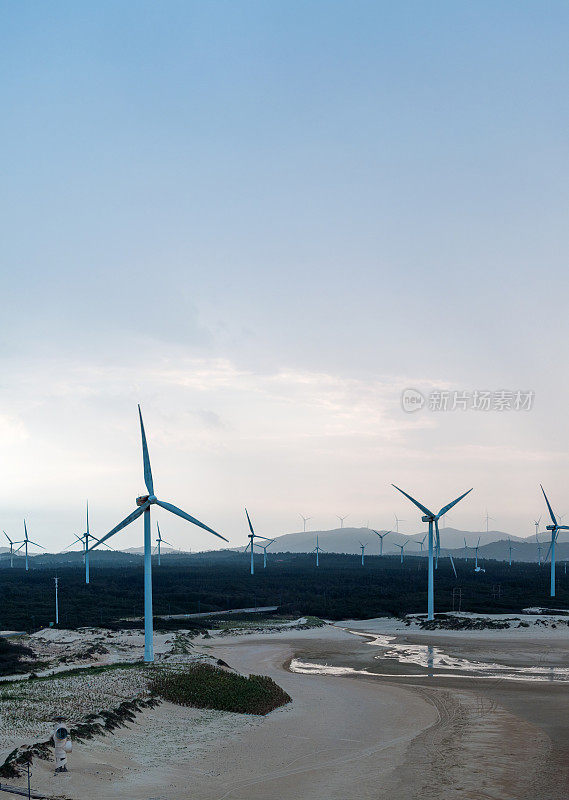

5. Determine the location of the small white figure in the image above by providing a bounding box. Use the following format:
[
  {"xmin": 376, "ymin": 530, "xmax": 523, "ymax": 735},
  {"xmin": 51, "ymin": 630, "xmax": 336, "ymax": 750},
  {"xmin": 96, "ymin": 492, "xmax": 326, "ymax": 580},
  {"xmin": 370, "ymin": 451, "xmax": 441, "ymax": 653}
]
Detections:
[{"xmin": 52, "ymin": 717, "xmax": 72, "ymax": 773}]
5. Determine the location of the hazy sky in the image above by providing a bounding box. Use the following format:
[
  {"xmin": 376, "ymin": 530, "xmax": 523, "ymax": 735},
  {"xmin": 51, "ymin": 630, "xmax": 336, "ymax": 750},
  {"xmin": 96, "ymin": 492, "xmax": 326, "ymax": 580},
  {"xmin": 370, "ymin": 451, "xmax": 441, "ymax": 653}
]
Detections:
[{"xmin": 2, "ymin": 2, "xmax": 569, "ymax": 550}]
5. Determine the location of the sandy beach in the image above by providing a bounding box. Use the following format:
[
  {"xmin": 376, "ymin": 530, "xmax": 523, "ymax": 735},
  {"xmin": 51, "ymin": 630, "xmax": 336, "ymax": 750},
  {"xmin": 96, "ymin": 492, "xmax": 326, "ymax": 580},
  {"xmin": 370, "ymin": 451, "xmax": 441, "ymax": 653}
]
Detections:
[{"xmin": 10, "ymin": 618, "xmax": 569, "ymax": 799}]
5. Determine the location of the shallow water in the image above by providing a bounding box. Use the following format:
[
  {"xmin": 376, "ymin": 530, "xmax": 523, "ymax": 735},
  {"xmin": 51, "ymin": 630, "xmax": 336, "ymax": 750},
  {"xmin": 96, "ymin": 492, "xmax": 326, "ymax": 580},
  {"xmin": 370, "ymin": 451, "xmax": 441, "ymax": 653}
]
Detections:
[{"xmin": 290, "ymin": 630, "xmax": 569, "ymax": 683}]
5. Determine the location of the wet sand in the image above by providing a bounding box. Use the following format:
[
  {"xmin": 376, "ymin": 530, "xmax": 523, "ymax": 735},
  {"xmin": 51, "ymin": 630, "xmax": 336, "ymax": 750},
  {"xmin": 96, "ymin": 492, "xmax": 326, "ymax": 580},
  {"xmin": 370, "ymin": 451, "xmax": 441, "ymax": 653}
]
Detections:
[{"xmin": 15, "ymin": 621, "xmax": 569, "ymax": 799}]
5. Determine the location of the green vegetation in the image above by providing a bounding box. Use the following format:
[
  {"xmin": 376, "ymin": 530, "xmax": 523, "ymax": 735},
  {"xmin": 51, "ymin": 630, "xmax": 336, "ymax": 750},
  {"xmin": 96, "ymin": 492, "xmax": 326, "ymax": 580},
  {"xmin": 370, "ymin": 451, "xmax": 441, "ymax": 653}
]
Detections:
[{"xmin": 150, "ymin": 663, "xmax": 291, "ymax": 715}]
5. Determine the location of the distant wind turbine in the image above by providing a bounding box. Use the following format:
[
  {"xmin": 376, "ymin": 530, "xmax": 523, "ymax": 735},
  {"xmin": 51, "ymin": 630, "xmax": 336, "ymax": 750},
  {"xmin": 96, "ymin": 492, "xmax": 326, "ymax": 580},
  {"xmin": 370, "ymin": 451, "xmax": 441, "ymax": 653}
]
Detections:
[
  {"xmin": 154, "ymin": 522, "xmax": 172, "ymax": 567},
  {"xmin": 392, "ymin": 485, "xmax": 473, "ymax": 620},
  {"xmin": 394, "ymin": 514, "xmax": 405, "ymax": 533},
  {"xmin": 65, "ymin": 504, "xmax": 114, "ymax": 583},
  {"xmin": 243, "ymin": 508, "xmax": 272, "ymax": 575},
  {"xmin": 88, "ymin": 406, "xmax": 228, "ymax": 663},
  {"xmin": 312, "ymin": 535, "xmax": 325, "ymax": 567},
  {"xmin": 395, "ymin": 541, "xmax": 408, "ymax": 563},
  {"xmin": 540, "ymin": 484, "xmax": 569, "ymax": 598},
  {"xmin": 4, "ymin": 532, "xmax": 17, "ymax": 568},
  {"xmin": 336, "ymin": 515, "xmax": 349, "ymax": 529},
  {"xmin": 359, "ymin": 541, "xmax": 367, "ymax": 566},
  {"xmin": 16, "ymin": 520, "xmax": 45, "ymax": 572},
  {"xmin": 536, "ymin": 533, "xmax": 544, "ymax": 565},
  {"xmin": 507, "ymin": 537, "xmax": 516, "ymax": 566},
  {"xmin": 371, "ymin": 529, "xmax": 390, "ymax": 556},
  {"xmin": 260, "ymin": 538, "xmax": 275, "ymax": 568},
  {"xmin": 474, "ymin": 536, "xmax": 481, "ymax": 570},
  {"xmin": 415, "ymin": 534, "xmax": 427, "ymax": 553},
  {"xmin": 534, "ymin": 517, "xmax": 541, "ymax": 538},
  {"xmin": 449, "ymin": 553, "xmax": 457, "ymax": 579},
  {"xmin": 299, "ymin": 514, "xmax": 311, "ymax": 532},
  {"xmin": 463, "ymin": 537, "xmax": 470, "ymax": 561},
  {"xmin": 484, "ymin": 510, "xmax": 494, "ymax": 533}
]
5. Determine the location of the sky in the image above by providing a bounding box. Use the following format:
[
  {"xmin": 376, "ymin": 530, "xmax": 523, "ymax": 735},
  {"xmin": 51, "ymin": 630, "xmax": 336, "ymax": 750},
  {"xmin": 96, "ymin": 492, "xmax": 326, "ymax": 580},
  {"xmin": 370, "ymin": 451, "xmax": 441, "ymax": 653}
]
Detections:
[{"xmin": 1, "ymin": 1, "xmax": 569, "ymax": 550}]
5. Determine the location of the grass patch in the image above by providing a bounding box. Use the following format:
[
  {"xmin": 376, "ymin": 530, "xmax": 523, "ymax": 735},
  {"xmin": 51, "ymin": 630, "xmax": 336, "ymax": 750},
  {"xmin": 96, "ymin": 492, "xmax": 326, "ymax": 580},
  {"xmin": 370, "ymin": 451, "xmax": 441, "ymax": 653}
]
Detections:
[{"xmin": 150, "ymin": 663, "xmax": 291, "ymax": 715}]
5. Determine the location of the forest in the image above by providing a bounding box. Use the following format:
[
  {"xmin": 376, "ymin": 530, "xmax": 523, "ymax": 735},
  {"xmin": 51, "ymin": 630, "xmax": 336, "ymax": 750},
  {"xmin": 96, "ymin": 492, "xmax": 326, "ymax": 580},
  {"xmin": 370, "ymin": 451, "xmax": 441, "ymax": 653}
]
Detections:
[{"xmin": 1, "ymin": 549, "xmax": 567, "ymax": 631}]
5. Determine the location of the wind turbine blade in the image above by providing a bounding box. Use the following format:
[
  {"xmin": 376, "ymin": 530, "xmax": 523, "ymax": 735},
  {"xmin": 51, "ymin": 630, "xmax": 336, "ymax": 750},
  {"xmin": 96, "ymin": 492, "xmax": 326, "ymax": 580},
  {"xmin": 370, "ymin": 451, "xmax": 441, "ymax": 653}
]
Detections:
[
  {"xmin": 391, "ymin": 485, "xmax": 434, "ymax": 518},
  {"xmin": 89, "ymin": 533, "xmax": 116, "ymax": 551},
  {"xmin": 156, "ymin": 521, "xmax": 162, "ymax": 542},
  {"xmin": 29, "ymin": 541, "xmax": 45, "ymax": 549},
  {"xmin": 437, "ymin": 489, "xmax": 473, "ymax": 519},
  {"xmin": 245, "ymin": 508, "xmax": 255, "ymax": 535},
  {"xmin": 449, "ymin": 554, "xmax": 457, "ymax": 578},
  {"xmin": 90, "ymin": 505, "xmax": 147, "ymax": 550},
  {"xmin": 544, "ymin": 542, "xmax": 552, "ymax": 562},
  {"xmin": 4, "ymin": 531, "xmax": 12, "ymax": 544},
  {"xmin": 156, "ymin": 500, "xmax": 228, "ymax": 542},
  {"xmin": 138, "ymin": 405, "xmax": 154, "ymax": 496},
  {"xmin": 540, "ymin": 485, "xmax": 557, "ymax": 525}
]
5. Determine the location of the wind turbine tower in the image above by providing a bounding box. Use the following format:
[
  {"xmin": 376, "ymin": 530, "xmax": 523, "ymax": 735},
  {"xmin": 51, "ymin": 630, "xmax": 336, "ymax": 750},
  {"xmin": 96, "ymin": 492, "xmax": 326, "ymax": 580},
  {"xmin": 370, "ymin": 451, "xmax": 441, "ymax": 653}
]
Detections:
[
  {"xmin": 392, "ymin": 485, "xmax": 473, "ymax": 620},
  {"xmin": 54, "ymin": 577, "xmax": 59, "ymax": 625},
  {"xmin": 88, "ymin": 406, "xmax": 228, "ymax": 663},
  {"xmin": 507, "ymin": 537, "xmax": 516, "ymax": 566},
  {"xmin": 474, "ymin": 537, "xmax": 481, "ymax": 570},
  {"xmin": 536, "ymin": 534, "xmax": 543, "ymax": 565},
  {"xmin": 359, "ymin": 541, "xmax": 367, "ymax": 566}
]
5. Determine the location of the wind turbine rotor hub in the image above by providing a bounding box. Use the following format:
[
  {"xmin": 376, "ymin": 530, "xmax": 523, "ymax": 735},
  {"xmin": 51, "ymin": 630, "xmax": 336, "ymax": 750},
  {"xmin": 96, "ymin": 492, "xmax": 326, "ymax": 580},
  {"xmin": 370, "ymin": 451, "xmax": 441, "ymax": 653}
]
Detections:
[
  {"xmin": 136, "ymin": 495, "xmax": 150, "ymax": 507},
  {"xmin": 421, "ymin": 515, "xmax": 433, "ymax": 522}
]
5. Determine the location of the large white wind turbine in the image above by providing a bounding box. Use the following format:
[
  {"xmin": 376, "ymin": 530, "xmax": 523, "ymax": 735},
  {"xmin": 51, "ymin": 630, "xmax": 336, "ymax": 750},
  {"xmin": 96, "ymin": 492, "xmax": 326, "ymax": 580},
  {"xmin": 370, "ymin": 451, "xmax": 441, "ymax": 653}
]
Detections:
[
  {"xmin": 65, "ymin": 504, "xmax": 113, "ymax": 583},
  {"xmin": 336, "ymin": 515, "xmax": 349, "ymax": 528},
  {"xmin": 392, "ymin": 485, "xmax": 473, "ymax": 620},
  {"xmin": 89, "ymin": 406, "xmax": 228, "ymax": 662},
  {"xmin": 540, "ymin": 484, "xmax": 569, "ymax": 598},
  {"xmin": 371, "ymin": 529, "xmax": 390, "ymax": 555},
  {"xmin": 484, "ymin": 510, "xmax": 494, "ymax": 533},
  {"xmin": 394, "ymin": 514, "xmax": 405, "ymax": 533}
]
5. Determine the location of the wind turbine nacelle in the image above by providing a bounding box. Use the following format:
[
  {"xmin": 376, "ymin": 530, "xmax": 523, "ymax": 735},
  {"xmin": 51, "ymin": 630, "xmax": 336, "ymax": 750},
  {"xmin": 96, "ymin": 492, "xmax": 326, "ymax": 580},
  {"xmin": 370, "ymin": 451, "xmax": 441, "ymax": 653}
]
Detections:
[
  {"xmin": 546, "ymin": 525, "xmax": 556, "ymax": 531},
  {"xmin": 136, "ymin": 495, "xmax": 150, "ymax": 507},
  {"xmin": 421, "ymin": 516, "xmax": 431, "ymax": 523}
]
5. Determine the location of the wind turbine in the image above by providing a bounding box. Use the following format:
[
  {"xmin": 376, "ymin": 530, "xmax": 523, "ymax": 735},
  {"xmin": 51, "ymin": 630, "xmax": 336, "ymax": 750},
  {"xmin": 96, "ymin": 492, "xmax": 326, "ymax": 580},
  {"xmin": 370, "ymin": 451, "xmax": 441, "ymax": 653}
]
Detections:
[
  {"xmin": 484, "ymin": 510, "xmax": 494, "ymax": 533},
  {"xmin": 394, "ymin": 514, "xmax": 405, "ymax": 533},
  {"xmin": 395, "ymin": 541, "xmax": 408, "ymax": 563},
  {"xmin": 243, "ymin": 509, "xmax": 272, "ymax": 575},
  {"xmin": 312, "ymin": 535, "xmax": 325, "ymax": 567},
  {"xmin": 449, "ymin": 553, "xmax": 457, "ymax": 579},
  {"xmin": 371, "ymin": 529, "xmax": 390, "ymax": 555},
  {"xmin": 64, "ymin": 504, "xmax": 114, "ymax": 583},
  {"xmin": 4, "ymin": 532, "xmax": 17, "ymax": 568},
  {"xmin": 392, "ymin": 485, "xmax": 473, "ymax": 620},
  {"xmin": 474, "ymin": 536, "xmax": 481, "ymax": 570},
  {"xmin": 415, "ymin": 534, "xmax": 427, "ymax": 553},
  {"xmin": 463, "ymin": 537, "xmax": 470, "ymax": 561},
  {"xmin": 536, "ymin": 533, "xmax": 544, "ymax": 565},
  {"xmin": 261, "ymin": 540, "xmax": 274, "ymax": 568},
  {"xmin": 89, "ymin": 406, "xmax": 228, "ymax": 663},
  {"xmin": 540, "ymin": 484, "xmax": 569, "ymax": 598},
  {"xmin": 16, "ymin": 520, "xmax": 45, "ymax": 572},
  {"xmin": 154, "ymin": 522, "xmax": 172, "ymax": 567},
  {"xmin": 336, "ymin": 515, "xmax": 349, "ymax": 529},
  {"xmin": 507, "ymin": 537, "xmax": 516, "ymax": 566},
  {"xmin": 534, "ymin": 517, "xmax": 541, "ymax": 538},
  {"xmin": 299, "ymin": 514, "xmax": 311, "ymax": 532},
  {"xmin": 359, "ymin": 541, "xmax": 367, "ymax": 566}
]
